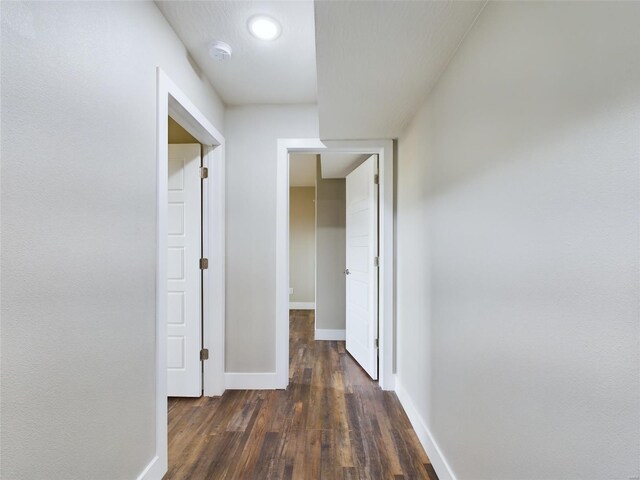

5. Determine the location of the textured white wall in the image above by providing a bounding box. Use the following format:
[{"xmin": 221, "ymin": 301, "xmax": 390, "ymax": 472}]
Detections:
[
  {"xmin": 225, "ymin": 105, "xmax": 318, "ymax": 372},
  {"xmin": 0, "ymin": 2, "xmax": 224, "ymax": 478},
  {"xmin": 396, "ymin": 2, "xmax": 640, "ymax": 479},
  {"xmin": 315, "ymin": 159, "xmax": 347, "ymax": 331}
]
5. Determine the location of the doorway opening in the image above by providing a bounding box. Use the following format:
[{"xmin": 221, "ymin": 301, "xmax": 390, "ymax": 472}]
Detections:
[
  {"xmin": 276, "ymin": 139, "xmax": 395, "ymax": 392},
  {"xmin": 288, "ymin": 151, "xmax": 381, "ymax": 381},
  {"xmin": 145, "ymin": 68, "xmax": 225, "ymax": 480},
  {"xmin": 289, "ymin": 153, "xmax": 317, "ymax": 313}
]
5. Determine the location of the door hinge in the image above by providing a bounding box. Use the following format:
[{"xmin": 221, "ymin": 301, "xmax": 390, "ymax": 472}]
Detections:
[
  {"xmin": 374, "ymin": 256, "xmax": 380, "ymax": 267},
  {"xmin": 374, "ymin": 174, "xmax": 379, "ymax": 185},
  {"xmin": 200, "ymin": 166, "xmax": 209, "ymax": 179},
  {"xmin": 374, "ymin": 338, "xmax": 379, "ymax": 349},
  {"xmin": 199, "ymin": 258, "xmax": 209, "ymax": 270},
  {"xmin": 200, "ymin": 348, "xmax": 209, "ymax": 361}
]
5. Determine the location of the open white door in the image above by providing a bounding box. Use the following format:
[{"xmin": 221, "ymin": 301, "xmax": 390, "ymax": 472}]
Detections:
[
  {"xmin": 345, "ymin": 155, "xmax": 379, "ymax": 380},
  {"xmin": 167, "ymin": 144, "xmax": 201, "ymax": 397}
]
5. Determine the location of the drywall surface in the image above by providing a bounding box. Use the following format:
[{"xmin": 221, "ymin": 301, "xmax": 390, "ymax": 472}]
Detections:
[
  {"xmin": 225, "ymin": 105, "xmax": 318, "ymax": 372},
  {"xmin": 315, "ymin": 0, "xmax": 485, "ymax": 139},
  {"xmin": 289, "ymin": 153, "xmax": 317, "ymax": 187},
  {"xmin": 289, "ymin": 187, "xmax": 316, "ymax": 304},
  {"xmin": 315, "ymin": 159, "xmax": 347, "ymax": 331},
  {"xmin": 0, "ymin": 2, "xmax": 224, "ymax": 479},
  {"xmin": 396, "ymin": 2, "xmax": 640, "ymax": 479}
]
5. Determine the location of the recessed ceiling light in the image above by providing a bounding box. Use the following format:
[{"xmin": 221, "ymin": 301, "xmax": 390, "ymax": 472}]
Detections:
[{"xmin": 248, "ymin": 15, "xmax": 281, "ymax": 41}]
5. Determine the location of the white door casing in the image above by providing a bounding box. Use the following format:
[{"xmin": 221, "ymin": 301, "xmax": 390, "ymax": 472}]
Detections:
[
  {"xmin": 345, "ymin": 154, "xmax": 379, "ymax": 380},
  {"xmin": 167, "ymin": 144, "xmax": 201, "ymax": 397},
  {"xmin": 151, "ymin": 68, "xmax": 225, "ymax": 480},
  {"xmin": 275, "ymin": 139, "xmax": 393, "ymax": 394}
]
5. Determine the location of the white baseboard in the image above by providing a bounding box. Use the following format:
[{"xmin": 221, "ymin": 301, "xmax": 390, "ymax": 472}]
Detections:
[
  {"xmin": 136, "ymin": 455, "xmax": 164, "ymax": 480},
  {"xmin": 289, "ymin": 302, "xmax": 315, "ymax": 310},
  {"xmin": 315, "ymin": 328, "xmax": 346, "ymax": 341},
  {"xmin": 225, "ymin": 372, "xmax": 281, "ymax": 390},
  {"xmin": 395, "ymin": 379, "xmax": 457, "ymax": 480}
]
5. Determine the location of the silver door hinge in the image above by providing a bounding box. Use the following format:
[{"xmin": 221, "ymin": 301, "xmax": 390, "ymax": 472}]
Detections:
[
  {"xmin": 374, "ymin": 174, "xmax": 379, "ymax": 185},
  {"xmin": 200, "ymin": 348, "xmax": 209, "ymax": 361},
  {"xmin": 199, "ymin": 258, "xmax": 209, "ymax": 270},
  {"xmin": 200, "ymin": 167, "xmax": 209, "ymax": 179},
  {"xmin": 374, "ymin": 256, "xmax": 380, "ymax": 267},
  {"xmin": 374, "ymin": 338, "xmax": 379, "ymax": 348}
]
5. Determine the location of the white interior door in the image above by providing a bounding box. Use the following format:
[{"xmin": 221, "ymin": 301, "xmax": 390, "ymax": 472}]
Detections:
[
  {"xmin": 345, "ymin": 154, "xmax": 379, "ymax": 380},
  {"xmin": 167, "ymin": 144, "xmax": 201, "ymax": 397}
]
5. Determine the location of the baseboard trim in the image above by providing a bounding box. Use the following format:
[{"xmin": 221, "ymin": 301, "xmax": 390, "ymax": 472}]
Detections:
[
  {"xmin": 225, "ymin": 372, "xmax": 281, "ymax": 390},
  {"xmin": 289, "ymin": 302, "xmax": 315, "ymax": 310},
  {"xmin": 136, "ymin": 455, "xmax": 164, "ymax": 480},
  {"xmin": 395, "ymin": 379, "xmax": 457, "ymax": 480},
  {"xmin": 315, "ymin": 328, "xmax": 346, "ymax": 341}
]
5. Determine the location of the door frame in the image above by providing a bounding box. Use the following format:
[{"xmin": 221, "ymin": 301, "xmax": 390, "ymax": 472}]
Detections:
[
  {"xmin": 275, "ymin": 139, "xmax": 394, "ymax": 391},
  {"xmin": 144, "ymin": 68, "xmax": 226, "ymax": 480}
]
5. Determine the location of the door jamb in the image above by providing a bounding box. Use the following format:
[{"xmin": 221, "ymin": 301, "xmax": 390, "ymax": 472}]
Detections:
[
  {"xmin": 275, "ymin": 139, "xmax": 394, "ymax": 391},
  {"xmin": 145, "ymin": 68, "xmax": 225, "ymax": 480}
]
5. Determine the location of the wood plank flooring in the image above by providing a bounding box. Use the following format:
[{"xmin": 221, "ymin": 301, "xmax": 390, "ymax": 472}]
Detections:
[{"xmin": 165, "ymin": 310, "xmax": 438, "ymax": 480}]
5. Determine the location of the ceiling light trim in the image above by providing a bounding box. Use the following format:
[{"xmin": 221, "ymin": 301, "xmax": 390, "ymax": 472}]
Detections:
[{"xmin": 247, "ymin": 15, "xmax": 282, "ymax": 41}]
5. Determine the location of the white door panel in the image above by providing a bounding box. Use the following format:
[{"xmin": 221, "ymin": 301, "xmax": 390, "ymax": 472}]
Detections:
[
  {"xmin": 167, "ymin": 144, "xmax": 201, "ymax": 397},
  {"xmin": 345, "ymin": 155, "xmax": 379, "ymax": 380}
]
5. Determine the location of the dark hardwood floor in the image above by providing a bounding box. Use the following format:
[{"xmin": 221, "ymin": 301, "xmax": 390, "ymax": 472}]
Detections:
[{"xmin": 165, "ymin": 310, "xmax": 438, "ymax": 480}]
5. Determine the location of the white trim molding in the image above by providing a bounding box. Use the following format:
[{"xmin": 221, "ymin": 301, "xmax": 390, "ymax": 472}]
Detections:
[
  {"xmin": 225, "ymin": 373, "xmax": 280, "ymax": 390},
  {"xmin": 154, "ymin": 67, "xmax": 225, "ymax": 480},
  {"xmin": 202, "ymin": 143, "xmax": 226, "ymax": 397},
  {"xmin": 289, "ymin": 302, "xmax": 315, "ymax": 310},
  {"xmin": 395, "ymin": 379, "xmax": 457, "ymax": 480},
  {"xmin": 276, "ymin": 139, "xmax": 395, "ymax": 391},
  {"xmin": 315, "ymin": 329, "xmax": 346, "ymax": 341},
  {"xmin": 136, "ymin": 456, "xmax": 162, "ymax": 480}
]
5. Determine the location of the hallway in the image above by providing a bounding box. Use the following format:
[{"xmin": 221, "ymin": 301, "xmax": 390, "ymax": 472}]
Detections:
[{"xmin": 165, "ymin": 310, "xmax": 437, "ymax": 479}]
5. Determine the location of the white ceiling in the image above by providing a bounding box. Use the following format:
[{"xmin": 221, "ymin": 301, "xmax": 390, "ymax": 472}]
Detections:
[
  {"xmin": 156, "ymin": 1, "xmax": 317, "ymax": 105},
  {"xmin": 289, "ymin": 153, "xmax": 316, "ymax": 187},
  {"xmin": 320, "ymin": 153, "xmax": 369, "ymax": 179},
  {"xmin": 156, "ymin": 1, "xmax": 485, "ymax": 139},
  {"xmin": 314, "ymin": 1, "xmax": 485, "ymax": 139}
]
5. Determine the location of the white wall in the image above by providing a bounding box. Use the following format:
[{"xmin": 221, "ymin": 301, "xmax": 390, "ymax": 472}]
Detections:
[
  {"xmin": 289, "ymin": 187, "xmax": 316, "ymax": 304},
  {"xmin": 0, "ymin": 2, "xmax": 224, "ymax": 479},
  {"xmin": 396, "ymin": 2, "xmax": 640, "ymax": 479},
  {"xmin": 225, "ymin": 105, "xmax": 318, "ymax": 373},
  {"xmin": 315, "ymin": 159, "xmax": 347, "ymax": 331}
]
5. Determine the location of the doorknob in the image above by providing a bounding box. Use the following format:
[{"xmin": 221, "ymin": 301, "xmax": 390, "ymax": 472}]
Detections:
[{"xmin": 345, "ymin": 268, "xmax": 350, "ymax": 275}]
